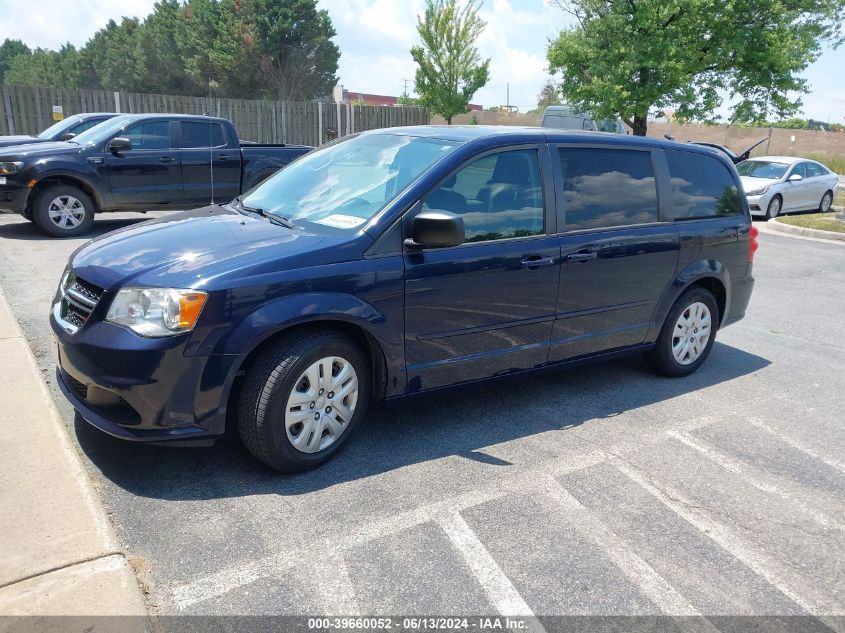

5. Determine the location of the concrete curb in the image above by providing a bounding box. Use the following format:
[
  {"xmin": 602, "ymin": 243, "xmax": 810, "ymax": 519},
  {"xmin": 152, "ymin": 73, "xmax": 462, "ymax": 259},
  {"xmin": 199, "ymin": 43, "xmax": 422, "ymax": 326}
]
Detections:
[
  {"xmin": 0, "ymin": 287, "xmax": 147, "ymax": 617},
  {"xmin": 768, "ymin": 215, "xmax": 845, "ymax": 243}
]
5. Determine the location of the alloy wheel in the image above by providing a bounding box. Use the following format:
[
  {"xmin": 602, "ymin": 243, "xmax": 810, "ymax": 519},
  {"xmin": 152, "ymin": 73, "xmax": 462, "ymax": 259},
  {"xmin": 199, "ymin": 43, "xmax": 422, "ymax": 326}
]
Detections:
[{"xmin": 48, "ymin": 195, "xmax": 86, "ymax": 229}]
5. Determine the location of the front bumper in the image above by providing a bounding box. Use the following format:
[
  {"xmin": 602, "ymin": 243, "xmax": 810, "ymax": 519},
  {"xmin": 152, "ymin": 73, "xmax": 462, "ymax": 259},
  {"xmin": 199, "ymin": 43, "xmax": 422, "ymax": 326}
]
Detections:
[
  {"xmin": 0, "ymin": 184, "xmax": 31, "ymax": 214},
  {"xmin": 51, "ymin": 306, "xmax": 238, "ymax": 442},
  {"xmin": 745, "ymin": 192, "xmax": 771, "ymax": 217}
]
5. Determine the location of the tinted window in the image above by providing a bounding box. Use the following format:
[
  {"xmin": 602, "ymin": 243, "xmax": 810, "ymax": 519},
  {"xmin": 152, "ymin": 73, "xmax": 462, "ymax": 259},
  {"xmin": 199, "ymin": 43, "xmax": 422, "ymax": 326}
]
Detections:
[
  {"xmin": 665, "ymin": 149, "xmax": 741, "ymax": 219},
  {"xmin": 805, "ymin": 162, "xmax": 823, "ymax": 177},
  {"xmin": 181, "ymin": 121, "xmax": 226, "ymax": 148},
  {"xmin": 422, "ymin": 149, "xmax": 544, "ymax": 243},
  {"xmin": 558, "ymin": 148, "xmax": 658, "ymax": 230},
  {"xmin": 123, "ymin": 121, "xmax": 171, "ymax": 150},
  {"xmin": 70, "ymin": 118, "xmax": 106, "ymax": 136}
]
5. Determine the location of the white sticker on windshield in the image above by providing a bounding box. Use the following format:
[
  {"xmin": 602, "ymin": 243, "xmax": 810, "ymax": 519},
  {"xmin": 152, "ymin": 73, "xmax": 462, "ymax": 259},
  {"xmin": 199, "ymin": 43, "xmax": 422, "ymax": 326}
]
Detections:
[{"xmin": 317, "ymin": 214, "xmax": 367, "ymax": 229}]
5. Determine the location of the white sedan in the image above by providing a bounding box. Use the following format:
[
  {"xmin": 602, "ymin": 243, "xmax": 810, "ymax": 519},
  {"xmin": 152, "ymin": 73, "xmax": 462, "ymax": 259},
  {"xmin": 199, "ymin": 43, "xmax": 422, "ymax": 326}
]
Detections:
[{"xmin": 737, "ymin": 156, "xmax": 839, "ymax": 219}]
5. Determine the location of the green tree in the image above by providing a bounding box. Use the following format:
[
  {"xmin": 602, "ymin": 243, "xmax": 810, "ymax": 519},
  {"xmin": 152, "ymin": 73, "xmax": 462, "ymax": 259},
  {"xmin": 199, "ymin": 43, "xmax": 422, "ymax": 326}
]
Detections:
[
  {"xmin": 410, "ymin": 0, "xmax": 490, "ymax": 124},
  {"xmin": 250, "ymin": 0, "xmax": 340, "ymax": 101},
  {"xmin": 78, "ymin": 18, "xmax": 143, "ymax": 91},
  {"xmin": 547, "ymin": 0, "xmax": 845, "ymax": 136},
  {"xmin": 134, "ymin": 0, "xmax": 197, "ymax": 95},
  {"xmin": 536, "ymin": 79, "xmax": 560, "ymax": 110},
  {"xmin": 0, "ymin": 39, "xmax": 30, "ymax": 83},
  {"xmin": 5, "ymin": 44, "xmax": 81, "ymax": 87}
]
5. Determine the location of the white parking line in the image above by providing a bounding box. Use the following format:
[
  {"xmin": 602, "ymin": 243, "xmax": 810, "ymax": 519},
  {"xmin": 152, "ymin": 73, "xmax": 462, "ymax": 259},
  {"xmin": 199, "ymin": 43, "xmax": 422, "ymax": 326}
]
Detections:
[
  {"xmin": 612, "ymin": 457, "xmax": 837, "ymax": 615},
  {"xmin": 748, "ymin": 418, "xmax": 845, "ymax": 474},
  {"xmin": 438, "ymin": 512, "xmax": 537, "ymax": 619},
  {"xmin": 170, "ymin": 452, "xmax": 606, "ymax": 610},
  {"xmin": 668, "ymin": 430, "xmax": 844, "ymax": 530},
  {"xmin": 170, "ymin": 417, "xmax": 718, "ymax": 611},
  {"xmin": 311, "ymin": 555, "xmax": 360, "ymax": 616},
  {"xmin": 538, "ymin": 476, "xmax": 707, "ymax": 618}
]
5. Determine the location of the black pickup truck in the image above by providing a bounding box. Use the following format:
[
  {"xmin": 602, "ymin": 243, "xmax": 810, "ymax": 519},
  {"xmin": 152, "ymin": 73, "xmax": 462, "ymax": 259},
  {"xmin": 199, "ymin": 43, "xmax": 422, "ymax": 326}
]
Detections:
[{"xmin": 0, "ymin": 113, "xmax": 311, "ymax": 236}]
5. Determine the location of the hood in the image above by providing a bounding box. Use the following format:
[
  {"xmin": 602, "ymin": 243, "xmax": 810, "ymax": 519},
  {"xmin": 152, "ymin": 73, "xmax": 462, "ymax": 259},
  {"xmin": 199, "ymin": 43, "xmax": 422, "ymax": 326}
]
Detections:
[
  {"xmin": 0, "ymin": 135, "xmax": 42, "ymax": 148},
  {"xmin": 740, "ymin": 176, "xmax": 777, "ymax": 192},
  {"xmin": 71, "ymin": 205, "xmax": 341, "ymax": 290},
  {"xmin": 0, "ymin": 140, "xmax": 81, "ymax": 160}
]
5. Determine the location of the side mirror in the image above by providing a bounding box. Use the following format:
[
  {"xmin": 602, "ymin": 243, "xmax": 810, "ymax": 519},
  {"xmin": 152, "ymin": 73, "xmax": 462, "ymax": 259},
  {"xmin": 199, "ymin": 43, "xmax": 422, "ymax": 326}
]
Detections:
[
  {"xmin": 404, "ymin": 210, "xmax": 465, "ymax": 249},
  {"xmin": 61, "ymin": 132, "xmax": 76, "ymax": 142},
  {"xmin": 787, "ymin": 173, "xmax": 803, "ymax": 182},
  {"xmin": 108, "ymin": 137, "xmax": 132, "ymax": 154}
]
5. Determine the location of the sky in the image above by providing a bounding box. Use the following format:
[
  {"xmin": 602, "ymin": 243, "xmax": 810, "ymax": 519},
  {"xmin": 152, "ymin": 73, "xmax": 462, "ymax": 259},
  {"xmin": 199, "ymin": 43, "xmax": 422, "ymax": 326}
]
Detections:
[{"xmin": 0, "ymin": 0, "xmax": 843, "ymax": 123}]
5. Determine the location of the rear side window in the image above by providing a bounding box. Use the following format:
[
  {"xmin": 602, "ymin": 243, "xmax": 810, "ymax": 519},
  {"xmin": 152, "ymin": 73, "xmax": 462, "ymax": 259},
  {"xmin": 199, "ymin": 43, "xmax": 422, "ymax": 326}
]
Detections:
[
  {"xmin": 558, "ymin": 147, "xmax": 658, "ymax": 231},
  {"xmin": 665, "ymin": 149, "xmax": 741, "ymax": 219},
  {"xmin": 181, "ymin": 121, "xmax": 226, "ymax": 148}
]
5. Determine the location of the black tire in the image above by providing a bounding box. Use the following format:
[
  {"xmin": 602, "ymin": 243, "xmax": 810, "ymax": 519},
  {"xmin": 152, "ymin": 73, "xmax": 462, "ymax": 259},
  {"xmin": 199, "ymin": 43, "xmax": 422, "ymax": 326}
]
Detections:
[
  {"xmin": 32, "ymin": 184, "xmax": 95, "ymax": 237},
  {"xmin": 819, "ymin": 190, "xmax": 833, "ymax": 213},
  {"xmin": 237, "ymin": 328, "xmax": 370, "ymax": 472},
  {"xmin": 644, "ymin": 287, "xmax": 720, "ymax": 378},
  {"xmin": 764, "ymin": 194, "xmax": 782, "ymax": 220}
]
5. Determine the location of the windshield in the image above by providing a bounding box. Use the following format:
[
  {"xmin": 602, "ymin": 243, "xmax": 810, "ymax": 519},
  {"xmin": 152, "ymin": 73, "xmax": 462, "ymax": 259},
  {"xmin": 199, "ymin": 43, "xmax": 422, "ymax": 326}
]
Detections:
[
  {"xmin": 737, "ymin": 160, "xmax": 789, "ymax": 180},
  {"xmin": 241, "ymin": 133, "xmax": 459, "ymax": 230},
  {"xmin": 36, "ymin": 115, "xmax": 82, "ymax": 140},
  {"xmin": 70, "ymin": 116, "xmax": 134, "ymax": 145}
]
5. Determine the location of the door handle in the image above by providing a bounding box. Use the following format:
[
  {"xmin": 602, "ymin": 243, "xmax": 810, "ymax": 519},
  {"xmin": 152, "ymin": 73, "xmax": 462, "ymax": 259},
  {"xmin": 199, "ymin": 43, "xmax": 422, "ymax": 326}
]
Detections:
[
  {"xmin": 159, "ymin": 156, "xmax": 174, "ymax": 163},
  {"xmin": 216, "ymin": 154, "xmax": 232, "ymax": 161},
  {"xmin": 520, "ymin": 256, "xmax": 556, "ymax": 269},
  {"xmin": 566, "ymin": 250, "xmax": 598, "ymax": 263}
]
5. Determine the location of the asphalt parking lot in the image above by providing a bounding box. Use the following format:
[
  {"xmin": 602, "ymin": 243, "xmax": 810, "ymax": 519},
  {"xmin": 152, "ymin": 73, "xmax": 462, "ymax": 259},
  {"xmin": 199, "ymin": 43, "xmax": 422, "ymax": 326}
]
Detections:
[{"xmin": 0, "ymin": 212, "xmax": 842, "ymax": 623}]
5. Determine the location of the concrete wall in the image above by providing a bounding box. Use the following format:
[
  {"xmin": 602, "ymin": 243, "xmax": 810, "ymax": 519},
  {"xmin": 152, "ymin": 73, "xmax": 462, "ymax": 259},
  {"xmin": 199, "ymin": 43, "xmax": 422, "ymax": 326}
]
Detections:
[{"xmin": 431, "ymin": 111, "xmax": 845, "ymax": 164}]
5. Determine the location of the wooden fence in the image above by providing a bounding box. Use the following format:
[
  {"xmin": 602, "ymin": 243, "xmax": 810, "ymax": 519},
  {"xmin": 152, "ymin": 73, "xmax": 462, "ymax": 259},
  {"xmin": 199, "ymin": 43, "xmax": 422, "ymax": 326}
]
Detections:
[{"xmin": 0, "ymin": 85, "xmax": 430, "ymax": 145}]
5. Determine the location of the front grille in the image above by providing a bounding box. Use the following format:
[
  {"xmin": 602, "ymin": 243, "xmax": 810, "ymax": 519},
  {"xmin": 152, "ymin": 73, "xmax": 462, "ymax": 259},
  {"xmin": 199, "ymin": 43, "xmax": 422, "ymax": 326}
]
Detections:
[{"xmin": 59, "ymin": 273, "xmax": 104, "ymax": 332}]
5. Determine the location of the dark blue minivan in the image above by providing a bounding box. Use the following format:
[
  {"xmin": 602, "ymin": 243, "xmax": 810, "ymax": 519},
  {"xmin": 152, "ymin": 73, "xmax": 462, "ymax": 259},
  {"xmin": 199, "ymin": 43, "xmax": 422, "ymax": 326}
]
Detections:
[{"xmin": 51, "ymin": 126, "xmax": 757, "ymax": 471}]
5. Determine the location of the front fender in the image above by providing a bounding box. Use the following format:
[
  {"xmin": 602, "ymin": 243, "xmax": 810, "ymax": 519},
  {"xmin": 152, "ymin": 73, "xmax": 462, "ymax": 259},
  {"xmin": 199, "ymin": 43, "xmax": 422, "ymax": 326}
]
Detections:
[
  {"xmin": 645, "ymin": 259, "xmax": 731, "ymax": 342},
  {"xmin": 27, "ymin": 163, "xmax": 109, "ymax": 208}
]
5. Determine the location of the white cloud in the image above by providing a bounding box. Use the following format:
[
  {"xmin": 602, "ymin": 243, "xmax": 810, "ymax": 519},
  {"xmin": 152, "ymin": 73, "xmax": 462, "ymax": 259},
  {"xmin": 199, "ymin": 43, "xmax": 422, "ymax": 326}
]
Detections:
[{"xmin": 0, "ymin": 0, "xmax": 157, "ymax": 49}]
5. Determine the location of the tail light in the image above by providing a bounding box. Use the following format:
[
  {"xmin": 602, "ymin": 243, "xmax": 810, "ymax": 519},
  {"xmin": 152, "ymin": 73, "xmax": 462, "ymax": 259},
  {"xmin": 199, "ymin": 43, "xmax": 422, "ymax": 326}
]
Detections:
[{"xmin": 748, "ymin": 224, "xmax": 759, "ymax": 263}]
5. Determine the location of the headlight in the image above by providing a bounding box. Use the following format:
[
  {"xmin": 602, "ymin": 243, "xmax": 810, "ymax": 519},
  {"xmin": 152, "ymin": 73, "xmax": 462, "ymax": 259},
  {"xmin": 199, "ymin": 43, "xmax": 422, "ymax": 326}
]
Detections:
[
  {"xmin": 106, "ymin": 287, "xmax": 208, "ymax": 337},
  {"xmin": 746, "ymin": 186, "xmax": 769, "ymax": 196},
  {"xmin": 0, "ymin": 161, "xmax": 23, "ymax": 175}
]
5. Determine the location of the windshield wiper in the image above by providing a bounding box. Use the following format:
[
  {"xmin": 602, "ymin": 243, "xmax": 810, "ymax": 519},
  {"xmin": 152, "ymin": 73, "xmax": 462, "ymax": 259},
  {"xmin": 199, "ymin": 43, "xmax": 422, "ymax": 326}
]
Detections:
[{"xmin": 232, "ymin": 196, "xmax": 295, "ymax": 229}]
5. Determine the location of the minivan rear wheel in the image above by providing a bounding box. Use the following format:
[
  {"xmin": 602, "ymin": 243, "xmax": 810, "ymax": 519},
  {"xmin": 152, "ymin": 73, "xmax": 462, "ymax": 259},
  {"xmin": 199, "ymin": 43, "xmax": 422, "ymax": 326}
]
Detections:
[
  {"xmin": 237, "ymin": 329, "xmax": 370, "ymax": 472},
  {"xmin": 644, "ymin": 287, "xmax": 719, "ymax": 377}
]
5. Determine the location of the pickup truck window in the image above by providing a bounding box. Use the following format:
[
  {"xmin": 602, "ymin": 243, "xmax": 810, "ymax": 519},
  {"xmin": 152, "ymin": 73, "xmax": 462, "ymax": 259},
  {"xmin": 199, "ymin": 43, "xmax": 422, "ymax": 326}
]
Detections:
[
  {"xmin": 70, "ymin": 116, "xmax": 134, "ymax": 146},
  {"xmin": 423, "ymin": 149, "xmax": 544, "ymax": 243},
  {"xmin": 242, "ymin": 133, "xmax": 458, "ymax": 230},
  {"xmin": 665, "ymin": 149, "xmax": 740, "ymax": 219},
  {"xmin": 181, "ymin": 121, "xmax": 226, "ymax": 148},
  {"xmin": 123, "ymin": 121, "xmax": 171, "ymax": 150},
  {"xmin": 559, "ymin": 147, "xmax": 658, "ymax": 230}
]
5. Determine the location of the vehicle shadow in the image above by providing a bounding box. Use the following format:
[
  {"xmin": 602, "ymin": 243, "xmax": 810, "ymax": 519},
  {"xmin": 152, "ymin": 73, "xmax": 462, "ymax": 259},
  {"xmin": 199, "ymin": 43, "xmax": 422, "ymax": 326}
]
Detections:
[
  {"xmin": 0, "ymin": 214, "xmax": 158, "ymax": 240},
  {"xmin": 75, "ymin": 342, "xmax": 770, "ymax": 500}
]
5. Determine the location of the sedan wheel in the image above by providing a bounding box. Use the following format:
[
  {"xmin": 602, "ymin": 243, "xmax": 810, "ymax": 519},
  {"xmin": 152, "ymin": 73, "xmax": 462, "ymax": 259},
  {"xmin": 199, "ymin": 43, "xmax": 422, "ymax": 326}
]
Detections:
[
  {"xmin": 765, "ymin": 195, "xmax": 781, "ymax": 219},
  {"xmin": 819, "ymin": 191, "xmax": 833, "ymax": 213}
]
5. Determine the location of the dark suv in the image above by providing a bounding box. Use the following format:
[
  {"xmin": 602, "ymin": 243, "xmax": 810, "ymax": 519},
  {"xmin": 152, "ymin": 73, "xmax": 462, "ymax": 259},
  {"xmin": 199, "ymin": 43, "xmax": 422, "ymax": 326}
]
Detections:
[{"xmin": 51, "ymin": 127, "xmax": 757, "ymax": 471}]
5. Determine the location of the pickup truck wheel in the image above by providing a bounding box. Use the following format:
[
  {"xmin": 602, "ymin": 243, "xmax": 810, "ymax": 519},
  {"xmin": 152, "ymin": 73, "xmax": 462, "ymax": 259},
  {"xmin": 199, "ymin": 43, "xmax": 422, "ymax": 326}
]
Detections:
[
  {"xmin": 644, "ymin": 287, "xmax": 719, "ymax": 377},
  {"xmin": 237, "ymin": 329, "xmax": 370, "ymax": 472},
  {"xmin": 32, "ymin": 184, "xmax": 95, "ymax": 237}
]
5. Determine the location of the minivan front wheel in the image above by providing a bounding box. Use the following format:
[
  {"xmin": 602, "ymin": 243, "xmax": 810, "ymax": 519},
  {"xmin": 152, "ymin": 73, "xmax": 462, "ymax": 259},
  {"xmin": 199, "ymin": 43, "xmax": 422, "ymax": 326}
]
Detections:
[
  {"xmin": 645, "ymin": 287, "xmax": 719, "ymax": 377},
  {"xmin": 237, "ymin": 329, "xmax": 370, "ymax": 472}
]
